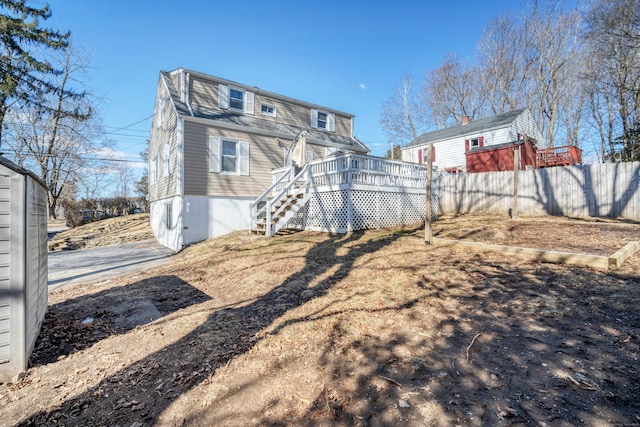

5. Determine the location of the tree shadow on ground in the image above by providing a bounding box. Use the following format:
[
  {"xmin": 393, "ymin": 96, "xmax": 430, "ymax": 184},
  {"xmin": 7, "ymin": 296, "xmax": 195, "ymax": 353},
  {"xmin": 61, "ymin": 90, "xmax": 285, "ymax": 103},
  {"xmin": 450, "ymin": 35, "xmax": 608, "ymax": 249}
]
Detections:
[
  {"xmin": 31, "ymin": 276, "xmax": 211, "ymax": 365},
  {"xmin": 18, "ymin": 230, "xmax": 408, "ymax": 426},
  {"xmin": 284, "ymin": 256, "xmax": 640, "ymax": 426}
]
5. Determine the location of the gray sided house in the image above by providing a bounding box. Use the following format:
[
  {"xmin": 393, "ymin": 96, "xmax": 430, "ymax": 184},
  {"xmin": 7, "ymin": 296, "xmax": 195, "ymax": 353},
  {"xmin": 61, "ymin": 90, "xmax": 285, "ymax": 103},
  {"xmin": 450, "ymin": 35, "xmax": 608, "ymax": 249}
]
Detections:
[
  {"xmin": 0, "ymin": 157, "xmax": 48, "ymax": 380},
  {"xmin": 148, "ymin": 68, "xmax": 369, "ymax": 251},
  {"xmin": 402, "ymin": 108, "xmax": 543, "ymax": 171}
]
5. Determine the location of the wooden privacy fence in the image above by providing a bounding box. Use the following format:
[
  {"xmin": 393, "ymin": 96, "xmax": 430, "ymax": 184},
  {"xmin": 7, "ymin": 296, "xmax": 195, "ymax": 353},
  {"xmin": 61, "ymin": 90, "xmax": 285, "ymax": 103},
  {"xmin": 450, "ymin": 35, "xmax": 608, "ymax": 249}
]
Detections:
[{"xmin": 437, "ymin": 161, "xmax": 640, "ymax": 220}]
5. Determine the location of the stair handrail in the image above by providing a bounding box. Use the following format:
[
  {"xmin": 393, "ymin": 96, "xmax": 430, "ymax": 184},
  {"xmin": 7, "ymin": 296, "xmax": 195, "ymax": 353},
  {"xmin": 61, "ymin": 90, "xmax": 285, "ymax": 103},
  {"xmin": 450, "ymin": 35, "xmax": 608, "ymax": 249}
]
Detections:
[
  {"xmin": 266, "ymin": 164, "xmax": 311, "ymax": 236},
  {"xmin": 250, "ymin": 166, "xmax": 295, "ymax": 229}
]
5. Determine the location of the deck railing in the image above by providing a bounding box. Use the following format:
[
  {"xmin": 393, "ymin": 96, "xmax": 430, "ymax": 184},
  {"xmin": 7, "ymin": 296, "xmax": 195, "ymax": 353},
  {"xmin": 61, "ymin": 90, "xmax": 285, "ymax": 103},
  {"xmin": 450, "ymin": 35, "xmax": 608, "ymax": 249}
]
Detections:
[
  {"xmin": 536, "ymin": 145, "xmax": 582, "ymax": 167},
  {"xmin": 272, "ymin": 153, "xmax": 429, "ymax": 190}
]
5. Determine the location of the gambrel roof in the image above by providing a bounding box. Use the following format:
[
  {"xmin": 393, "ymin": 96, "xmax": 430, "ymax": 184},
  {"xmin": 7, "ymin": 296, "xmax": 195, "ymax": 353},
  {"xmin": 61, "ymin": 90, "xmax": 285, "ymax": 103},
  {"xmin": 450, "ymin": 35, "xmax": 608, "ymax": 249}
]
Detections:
[
  {"xmin": 405, "ymin": 108, "xmax": 528, "ymax": 148},
  {"xmin": 160, "ymin": 70, "xmax": 369, "ymax": 153}
]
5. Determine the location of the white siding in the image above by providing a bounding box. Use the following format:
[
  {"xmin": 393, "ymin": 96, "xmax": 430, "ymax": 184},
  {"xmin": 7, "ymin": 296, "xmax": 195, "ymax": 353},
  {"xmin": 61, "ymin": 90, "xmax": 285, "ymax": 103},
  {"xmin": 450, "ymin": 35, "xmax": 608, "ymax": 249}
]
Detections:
[
  {"xmin": 182, "ymin": 195, "xmax": 253, "ymax": 246},
  {"xmin": 150, "ymin": 196, "xmax": 184, "ymax": 252},
  {"xmin": 401, "ymin": 110, "xmax": 543, "ymax": 171},
  {"xmin": 511, "ymin": 109, "xmax": 544, "ymax": 146}
]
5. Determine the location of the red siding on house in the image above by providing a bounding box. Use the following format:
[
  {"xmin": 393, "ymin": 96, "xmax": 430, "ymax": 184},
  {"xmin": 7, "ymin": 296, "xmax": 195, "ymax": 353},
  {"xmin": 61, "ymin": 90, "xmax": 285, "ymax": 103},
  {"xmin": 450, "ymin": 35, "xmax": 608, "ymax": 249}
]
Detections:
[{"xmin": 466, "ymin": 141, "xmax": 537, "ymax": 173}]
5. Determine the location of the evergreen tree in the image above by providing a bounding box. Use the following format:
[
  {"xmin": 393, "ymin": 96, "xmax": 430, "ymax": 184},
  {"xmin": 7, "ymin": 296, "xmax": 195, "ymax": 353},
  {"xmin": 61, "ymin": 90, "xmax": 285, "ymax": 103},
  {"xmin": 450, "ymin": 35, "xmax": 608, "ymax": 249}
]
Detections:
[
  {"xmin": 385, "ymin": 145, "xmax": 402, "ymax": 160},
  {"xmin": 0, "ymin": 0, "xmax": 70, "ymax": 146},
  {"xmin": 608, "ymin": 126, "xmax": 640, "ymax": 162}
]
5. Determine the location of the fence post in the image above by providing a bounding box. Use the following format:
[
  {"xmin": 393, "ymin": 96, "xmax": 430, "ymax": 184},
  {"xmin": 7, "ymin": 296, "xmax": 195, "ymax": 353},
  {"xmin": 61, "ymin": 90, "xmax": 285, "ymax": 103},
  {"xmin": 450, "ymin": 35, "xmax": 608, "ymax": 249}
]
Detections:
[
  {"xmin": 511, "ymin": 147, "xmax": 519, "ymax": 219},
  {"xmin": 425, "ymin": 143, "xmax": 434, "ymax": 245}
]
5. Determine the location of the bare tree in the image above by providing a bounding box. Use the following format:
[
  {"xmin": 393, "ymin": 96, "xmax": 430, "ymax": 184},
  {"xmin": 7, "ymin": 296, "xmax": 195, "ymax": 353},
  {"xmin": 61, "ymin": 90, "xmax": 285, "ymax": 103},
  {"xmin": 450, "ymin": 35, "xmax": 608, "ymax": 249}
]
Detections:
[
  {"xmin": 561, "ymin": 44, "xmax": 589, "ymax": 148},
  {"xmin": 113, "ymin": 161, "xmax": 135, "ymax": 199},
  {"xmin": 379, "ymin": 73, "xmax": 426, "ymax": 149},
  {"xmin": 478, "ymin": 12, "xmax": 532, "ymax": 115},
  {"xmin": 76, "ymin": 163, "xmax": 111, "ymax": 200},
  {"xmin": 422, "ymin": 54, "xmax": 487, "ymax": 128},
  {"xmin": 524, "ymin": 0, "xmax": 584, "ymax": 147},
  {"xmin": 584, "ymin": 0, "xmax": 640, "ymax": 160},
  {"xmin": 4, "ymin": 43, "xmax": 105, "ymax": 218}
]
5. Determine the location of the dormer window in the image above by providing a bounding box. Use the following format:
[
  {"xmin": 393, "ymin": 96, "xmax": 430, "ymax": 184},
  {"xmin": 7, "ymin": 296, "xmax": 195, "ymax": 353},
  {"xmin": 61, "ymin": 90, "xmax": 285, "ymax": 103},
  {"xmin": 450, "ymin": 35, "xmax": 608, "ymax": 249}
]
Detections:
[
  {"xmin": 260, "ymin": 103, "xmax": 276, "ymax": 117},
  {"xmin": 219, "ymin": 84, "xmax": 255, "ymax": 115},
  {"xmin": 317, "ymin": 111, "xmax": 328, "ymax": 129},
  {"xmin": 311, "ymin": 109, "xmax": 335, "ymax": 131},
  {"xmin": 229, "ymin": 88, "xmax": 244, "ymax": 111}
]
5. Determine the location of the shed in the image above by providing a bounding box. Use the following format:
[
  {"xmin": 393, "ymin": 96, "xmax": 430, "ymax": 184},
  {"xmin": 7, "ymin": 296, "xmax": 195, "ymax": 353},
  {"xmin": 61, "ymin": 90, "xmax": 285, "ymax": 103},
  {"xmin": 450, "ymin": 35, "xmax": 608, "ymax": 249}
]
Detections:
[{"xmin": 0, "ymin": 156, "xmax": 48, "ymax": 381}]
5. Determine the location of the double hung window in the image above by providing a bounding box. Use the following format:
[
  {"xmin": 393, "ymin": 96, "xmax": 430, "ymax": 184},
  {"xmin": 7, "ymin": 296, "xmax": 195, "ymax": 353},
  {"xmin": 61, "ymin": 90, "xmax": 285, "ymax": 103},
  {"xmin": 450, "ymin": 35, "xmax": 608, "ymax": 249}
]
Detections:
[
  {"xmin": 229, "ymin": 88, "xmax": 244, "ymax": 111},
  {"xmin": 222, "ymin": 139, "xmax": 237, "ymax": 173},
  {"xmin": 209, "ymin": 136, "xmax": 250, "ymax": 176},
  {"xmin": 218, "ymin": 84, "xmax": 255, "ymax": 115},
  {"xmin": 311, "ymin": 109, "xmax": 335, "ymax": 131}
]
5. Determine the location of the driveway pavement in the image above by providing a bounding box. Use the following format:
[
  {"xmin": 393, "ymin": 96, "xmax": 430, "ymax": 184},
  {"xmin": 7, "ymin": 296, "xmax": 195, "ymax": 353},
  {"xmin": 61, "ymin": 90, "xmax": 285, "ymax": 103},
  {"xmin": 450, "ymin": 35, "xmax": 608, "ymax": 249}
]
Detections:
[{"xmin": 48, "ymin": 239, "xmax": 175, "ymax": 290}]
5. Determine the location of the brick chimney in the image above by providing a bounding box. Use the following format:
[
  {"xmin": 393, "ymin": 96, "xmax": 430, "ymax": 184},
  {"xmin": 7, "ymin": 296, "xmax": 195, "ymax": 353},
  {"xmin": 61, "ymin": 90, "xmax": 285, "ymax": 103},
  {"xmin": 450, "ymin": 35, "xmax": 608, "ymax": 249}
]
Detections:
[{"xmin": 461, "ymin": 115, "xmax": 470, "ymax": 125}]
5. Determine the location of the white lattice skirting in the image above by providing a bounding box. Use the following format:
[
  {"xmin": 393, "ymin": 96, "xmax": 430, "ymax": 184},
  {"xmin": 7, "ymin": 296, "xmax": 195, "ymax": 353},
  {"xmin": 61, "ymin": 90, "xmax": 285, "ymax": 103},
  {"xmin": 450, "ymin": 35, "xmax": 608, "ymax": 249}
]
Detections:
[{"xmin": 284, "ymin": 189, "xmax": 438, "ymax": 233}]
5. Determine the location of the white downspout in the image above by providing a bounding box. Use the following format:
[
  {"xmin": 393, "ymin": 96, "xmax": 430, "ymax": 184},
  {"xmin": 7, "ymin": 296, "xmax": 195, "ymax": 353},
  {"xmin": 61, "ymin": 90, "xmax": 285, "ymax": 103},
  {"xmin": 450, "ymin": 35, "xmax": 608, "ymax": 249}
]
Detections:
[{"xmin": 185, "ymin": 72, "xmax": 194, "ymax": 117}]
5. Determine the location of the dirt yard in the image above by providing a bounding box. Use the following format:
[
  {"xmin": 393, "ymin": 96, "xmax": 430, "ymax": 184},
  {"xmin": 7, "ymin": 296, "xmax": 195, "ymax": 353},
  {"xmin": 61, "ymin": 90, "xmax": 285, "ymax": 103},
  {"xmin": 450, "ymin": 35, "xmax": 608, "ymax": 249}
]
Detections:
[{"xmin": 2, "ymin": 215, "xmax": 640, "ymax": 426}]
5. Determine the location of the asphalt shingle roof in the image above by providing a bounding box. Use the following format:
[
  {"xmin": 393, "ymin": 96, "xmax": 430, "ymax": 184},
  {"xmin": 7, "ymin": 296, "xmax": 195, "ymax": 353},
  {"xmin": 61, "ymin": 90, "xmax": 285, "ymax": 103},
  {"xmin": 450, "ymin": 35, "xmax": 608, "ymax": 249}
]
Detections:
[
  {"xmin": 160, "ymin": 71, "xmax": 369, "ymax": 153},
  {"xmin": 406, "ymin": 108, "xmax": 527, "ymax": 148}
]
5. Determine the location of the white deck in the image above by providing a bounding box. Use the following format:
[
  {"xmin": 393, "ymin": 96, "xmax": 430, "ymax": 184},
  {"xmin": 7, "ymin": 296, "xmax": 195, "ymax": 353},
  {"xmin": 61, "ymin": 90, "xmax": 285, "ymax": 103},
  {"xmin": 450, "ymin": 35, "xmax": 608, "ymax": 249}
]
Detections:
[{"xmin": 252, "ymin": 154, "xmax": 437, "ymax": 236}]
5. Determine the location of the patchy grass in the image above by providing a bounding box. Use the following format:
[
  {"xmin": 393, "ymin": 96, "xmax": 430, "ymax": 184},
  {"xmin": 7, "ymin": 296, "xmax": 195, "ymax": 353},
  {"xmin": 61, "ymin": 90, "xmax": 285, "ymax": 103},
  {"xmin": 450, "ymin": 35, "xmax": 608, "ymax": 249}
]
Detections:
[
  {"xmin": 3, "ymin": 215, "xmax": 640, "ymax": 426},
  {"xmin": 48, "ymin": 214, "xmax": 153, "ymax": 251}
]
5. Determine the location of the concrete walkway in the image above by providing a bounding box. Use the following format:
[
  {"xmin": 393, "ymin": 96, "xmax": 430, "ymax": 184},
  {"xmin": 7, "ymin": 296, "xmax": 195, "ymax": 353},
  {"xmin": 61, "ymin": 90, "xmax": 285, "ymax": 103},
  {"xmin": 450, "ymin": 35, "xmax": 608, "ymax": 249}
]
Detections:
[{"xmin": 48, "ymin": 239, "xmax": 175, "ymax": 290}]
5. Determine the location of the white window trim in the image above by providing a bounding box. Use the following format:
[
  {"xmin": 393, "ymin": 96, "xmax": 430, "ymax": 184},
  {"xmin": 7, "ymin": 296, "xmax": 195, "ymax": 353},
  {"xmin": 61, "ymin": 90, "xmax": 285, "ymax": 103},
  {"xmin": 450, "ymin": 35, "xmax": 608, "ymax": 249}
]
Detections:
[
  {"xmin": 219, "ymin": 84, "xmax": 254, "ymax": 115},
  {"xmin": 151, "ymin": 156, "xmax": 159, "ymax": 183},
  {"xmin": 325, "ymin": 147, "xmax": 338, "ymax": 157},
  {"xmin": 156, "ymin": 96, "xmax": 165, "ymax": 129},
  {"xmin": 283, "ymin": 147, "xmax": 292, "ymax": 167},
  {"xmin": 209, "ymin": 136, "xmax": 250, "ymax": 176},
  {"xmin": 470, "ymin": 138, "xmax": 479, "ymax": 148},
  {"xmin": 311, "ymin": 108, "xmax": 335, "ymax": 132},
  {"xmin": 164, "ymin": 142, "xmax": 171, "ymax": 176},
  {"xmin": 228, "ymin": 87, "xmax": 244, "ymax": 112},
  {"xmin": 260, "ymin": 103, "xmax": 277, "ymax": 117},
  {"xmin": 284, "ymin": 148, "xmax": 314, "ymax": 165},
  {"xmin": 221, "ymin": 138, "xmax": 238, "ymax": 174},
  {"xmin": 165, "ymin": 202, "xmax": 172, "ymax": 229}
]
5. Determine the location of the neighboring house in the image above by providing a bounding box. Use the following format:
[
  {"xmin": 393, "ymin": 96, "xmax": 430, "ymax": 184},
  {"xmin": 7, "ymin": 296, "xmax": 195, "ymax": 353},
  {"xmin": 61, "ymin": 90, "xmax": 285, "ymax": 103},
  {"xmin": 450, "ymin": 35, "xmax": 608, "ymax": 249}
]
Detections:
[
  {"xmin": 402, "ymin": 108, "xmax": 544, "ymax": 172},
  {"xmin": 0, "ymin": 157, "xmax": 48, "ymax": 381},
  {"xmin": 148, "ymin": 68, "xmax": 369, "ymax": 251}
]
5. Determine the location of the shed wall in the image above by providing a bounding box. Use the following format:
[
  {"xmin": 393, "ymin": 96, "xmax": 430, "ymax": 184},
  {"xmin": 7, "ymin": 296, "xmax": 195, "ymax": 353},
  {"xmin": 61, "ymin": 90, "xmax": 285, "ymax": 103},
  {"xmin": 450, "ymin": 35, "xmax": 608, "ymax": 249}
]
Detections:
[
  {"xmin": 25, "ymin": 176, "xmax": 48, "ymax": 357},
  {"xmin": 0, "ymin": 163, "xmax": 48, "ymax": 380},
  {"xmin": 0, "ymin": 174, "xmax": 11, "ymax": 364}
]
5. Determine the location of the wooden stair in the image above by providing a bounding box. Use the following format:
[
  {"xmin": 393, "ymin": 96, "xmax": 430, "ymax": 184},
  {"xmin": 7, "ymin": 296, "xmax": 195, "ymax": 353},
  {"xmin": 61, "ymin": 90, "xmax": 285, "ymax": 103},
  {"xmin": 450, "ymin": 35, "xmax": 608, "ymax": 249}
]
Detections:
[{"xmin": 251, "ymin": 193, "xmax": 307, "ymax": 236}]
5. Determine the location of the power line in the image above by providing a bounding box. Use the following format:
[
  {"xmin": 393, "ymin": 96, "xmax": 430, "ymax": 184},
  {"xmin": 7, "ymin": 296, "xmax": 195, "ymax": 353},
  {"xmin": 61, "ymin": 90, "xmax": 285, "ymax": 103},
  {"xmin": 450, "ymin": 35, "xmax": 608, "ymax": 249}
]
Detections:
[{"xmin": 103, "ymin": 115, "xmax": 153, "ymax": 135}]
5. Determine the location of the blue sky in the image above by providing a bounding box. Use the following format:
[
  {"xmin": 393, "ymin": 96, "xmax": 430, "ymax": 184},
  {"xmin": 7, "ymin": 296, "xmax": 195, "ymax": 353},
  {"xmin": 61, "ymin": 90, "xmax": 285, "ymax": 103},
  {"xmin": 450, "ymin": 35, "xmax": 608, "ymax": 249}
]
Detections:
[{"xmin": 44, "ymin": 0, "xmax": 518, "ymax": 168}]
